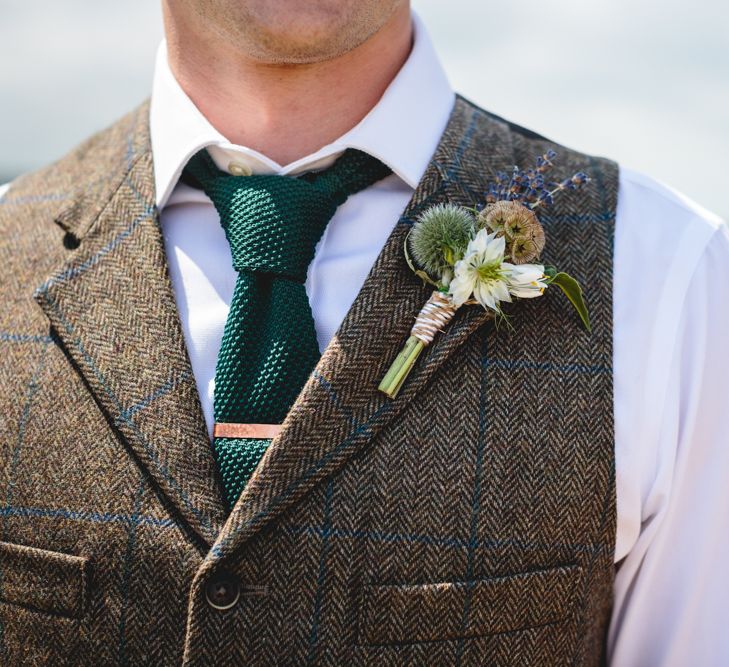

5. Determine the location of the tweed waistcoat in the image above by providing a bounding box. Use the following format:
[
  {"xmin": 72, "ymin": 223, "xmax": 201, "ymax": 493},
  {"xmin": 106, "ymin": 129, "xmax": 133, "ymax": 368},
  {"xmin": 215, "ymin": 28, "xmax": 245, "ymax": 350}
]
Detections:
[{"xmin": 0, "ymin": 98, "xmax": 617, "ymax": 666}]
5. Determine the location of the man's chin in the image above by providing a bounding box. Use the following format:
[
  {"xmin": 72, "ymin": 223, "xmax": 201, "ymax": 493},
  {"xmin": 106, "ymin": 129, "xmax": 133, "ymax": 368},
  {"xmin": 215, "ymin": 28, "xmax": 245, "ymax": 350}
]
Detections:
[{"xmin": 235, "ymin": 23, "xmax": 378, "ymax": 66}]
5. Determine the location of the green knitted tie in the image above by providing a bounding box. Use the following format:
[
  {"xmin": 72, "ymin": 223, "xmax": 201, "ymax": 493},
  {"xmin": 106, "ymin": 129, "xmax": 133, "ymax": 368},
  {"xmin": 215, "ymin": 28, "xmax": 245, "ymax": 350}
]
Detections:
[{"xmin": 183, "ymin": 149, "xmax": 392, "ymax": 509}]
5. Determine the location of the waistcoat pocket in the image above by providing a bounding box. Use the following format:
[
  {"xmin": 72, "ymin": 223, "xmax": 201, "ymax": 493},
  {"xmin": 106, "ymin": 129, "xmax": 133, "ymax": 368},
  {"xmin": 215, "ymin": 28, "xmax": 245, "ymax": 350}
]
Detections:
[
  {"xmin": 361, "ymin": 563, "xmax": 581, "ymax": 646},
  {"xmin": 0, "ymin": 540, "xmax": 89, "ymax": 619},
  {"xmin": 0, "ymin": 540, "xmax": 89, "ymax": 665}
]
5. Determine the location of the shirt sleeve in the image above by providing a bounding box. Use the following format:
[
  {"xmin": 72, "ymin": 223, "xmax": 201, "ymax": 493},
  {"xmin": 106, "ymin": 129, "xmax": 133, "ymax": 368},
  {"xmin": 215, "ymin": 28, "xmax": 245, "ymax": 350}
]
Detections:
[{"xmin": 609, "ymin": 217, "xmax": 729, "ymax": 665}]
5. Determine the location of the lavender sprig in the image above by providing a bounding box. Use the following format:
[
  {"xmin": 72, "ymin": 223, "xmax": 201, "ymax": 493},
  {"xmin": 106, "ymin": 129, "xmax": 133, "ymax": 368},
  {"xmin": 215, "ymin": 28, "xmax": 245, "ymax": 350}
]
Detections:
[{"xmin": 482, "ymin": 150, "xmax": 590, "ymax": 211}]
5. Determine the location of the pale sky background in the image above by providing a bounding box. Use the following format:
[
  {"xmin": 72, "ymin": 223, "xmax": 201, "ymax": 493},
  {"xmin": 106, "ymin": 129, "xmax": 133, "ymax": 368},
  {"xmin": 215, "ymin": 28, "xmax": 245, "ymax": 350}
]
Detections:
[{"xmin": 0, "ymin": 0, "xmax": 726, "ymax": 218}]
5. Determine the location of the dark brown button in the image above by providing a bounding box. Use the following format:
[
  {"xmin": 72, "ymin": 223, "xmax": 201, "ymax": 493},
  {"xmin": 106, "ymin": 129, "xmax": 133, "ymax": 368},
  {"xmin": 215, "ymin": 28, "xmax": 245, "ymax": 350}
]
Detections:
[{"xmin": 205, "ymin": 572, "xmax": 240, "ymax": 610}]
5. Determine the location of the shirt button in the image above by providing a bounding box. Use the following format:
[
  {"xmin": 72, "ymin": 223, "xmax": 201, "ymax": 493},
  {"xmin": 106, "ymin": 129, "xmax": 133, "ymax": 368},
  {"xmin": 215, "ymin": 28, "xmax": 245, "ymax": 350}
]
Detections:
[
  {"xmin": 205, "ymin": 572, "xmax": 240, "ymax": 610},
  {"xmin": 228, "ymin": 161, "xmax": 253, "ymax": 177}
]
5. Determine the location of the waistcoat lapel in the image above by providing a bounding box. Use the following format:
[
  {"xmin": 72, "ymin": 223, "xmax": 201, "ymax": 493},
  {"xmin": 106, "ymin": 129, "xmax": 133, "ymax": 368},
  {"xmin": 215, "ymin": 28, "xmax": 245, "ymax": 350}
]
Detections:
[
  {"xmin": 33, "ymin": 103, "xmax": 227, "ymax": 547},
  {"xmin": 208, "ymin": 97, "xmax": 516, "ymax": 562}
]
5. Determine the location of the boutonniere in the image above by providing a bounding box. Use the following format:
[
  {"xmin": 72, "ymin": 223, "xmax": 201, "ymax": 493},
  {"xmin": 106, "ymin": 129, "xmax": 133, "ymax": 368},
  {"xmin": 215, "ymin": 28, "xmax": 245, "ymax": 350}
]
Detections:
[{"xmin": 378, "ymin": 150, "xmax": 591, "ymax": 399}]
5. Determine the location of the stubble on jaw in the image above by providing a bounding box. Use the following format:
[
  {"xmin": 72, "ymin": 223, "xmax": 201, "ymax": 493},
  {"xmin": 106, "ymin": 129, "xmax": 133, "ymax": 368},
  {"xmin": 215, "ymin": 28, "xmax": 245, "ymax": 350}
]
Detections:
[{"xmin": 183, "ymin": 0, "xmax": 408, "ymax": 65}]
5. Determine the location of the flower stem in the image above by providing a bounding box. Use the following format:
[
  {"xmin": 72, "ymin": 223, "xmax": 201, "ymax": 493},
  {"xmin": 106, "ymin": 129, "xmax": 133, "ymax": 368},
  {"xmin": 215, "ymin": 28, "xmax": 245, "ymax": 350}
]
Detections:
[{"xmin": 377, "ymin": 335, "xmax": 425, "ymax": 399}]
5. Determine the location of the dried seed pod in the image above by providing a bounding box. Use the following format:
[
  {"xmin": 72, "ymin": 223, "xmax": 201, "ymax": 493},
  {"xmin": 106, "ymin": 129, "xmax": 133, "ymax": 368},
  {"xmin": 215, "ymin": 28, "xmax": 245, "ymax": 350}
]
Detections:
[
  {"xmin": 476, "ymin": 203, "xmax": 498, "ymax": 231},
  {"xmin": 510, "ymin": 237, "xmax": 539, "ymax": 264},
  {"xmin": 480, "ymin": 201, "xmax": 545, "ymax": 263}
]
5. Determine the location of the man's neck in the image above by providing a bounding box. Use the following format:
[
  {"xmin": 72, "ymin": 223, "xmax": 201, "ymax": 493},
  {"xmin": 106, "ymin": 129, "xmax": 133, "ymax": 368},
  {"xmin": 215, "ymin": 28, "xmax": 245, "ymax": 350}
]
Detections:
[{"xmin": 163, "ymin": 6, "xmax": 413, "ymax": 166}]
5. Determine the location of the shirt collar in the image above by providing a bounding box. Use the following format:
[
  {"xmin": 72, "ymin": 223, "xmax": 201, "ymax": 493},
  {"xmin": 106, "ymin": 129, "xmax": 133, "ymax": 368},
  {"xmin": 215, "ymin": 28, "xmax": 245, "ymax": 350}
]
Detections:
[{"xmin": 149, "ymin": 12, "xmax": 455, "ymax": 209}]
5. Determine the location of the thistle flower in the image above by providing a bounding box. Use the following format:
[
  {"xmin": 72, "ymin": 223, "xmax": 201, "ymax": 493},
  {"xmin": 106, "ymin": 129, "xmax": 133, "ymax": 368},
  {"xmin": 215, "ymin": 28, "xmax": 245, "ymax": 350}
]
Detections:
[{"xmin": 409, "ymin": 203, "xmax": 474, "ymax": 277}]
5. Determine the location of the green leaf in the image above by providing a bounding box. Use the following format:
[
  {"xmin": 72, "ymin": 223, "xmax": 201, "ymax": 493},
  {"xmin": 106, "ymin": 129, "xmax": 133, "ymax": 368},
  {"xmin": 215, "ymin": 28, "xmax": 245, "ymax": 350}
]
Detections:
[{"xmin": 550, "ymin": 272, "xmax": 591, "ymax": 332}]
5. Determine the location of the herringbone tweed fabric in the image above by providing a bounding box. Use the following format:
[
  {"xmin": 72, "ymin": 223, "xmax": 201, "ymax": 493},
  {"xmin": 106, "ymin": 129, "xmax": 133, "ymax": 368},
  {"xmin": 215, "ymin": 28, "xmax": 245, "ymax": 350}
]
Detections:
[{"xmin": 0, "ymin": 96, "xmax": 617, "ymax": 665}]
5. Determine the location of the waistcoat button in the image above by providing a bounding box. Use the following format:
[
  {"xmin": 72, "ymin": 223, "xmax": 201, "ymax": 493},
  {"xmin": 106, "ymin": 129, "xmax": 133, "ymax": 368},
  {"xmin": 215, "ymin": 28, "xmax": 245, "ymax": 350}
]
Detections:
[{"xmin": 205, "ymin": 572, "xmax": 240, "ymax": 610}]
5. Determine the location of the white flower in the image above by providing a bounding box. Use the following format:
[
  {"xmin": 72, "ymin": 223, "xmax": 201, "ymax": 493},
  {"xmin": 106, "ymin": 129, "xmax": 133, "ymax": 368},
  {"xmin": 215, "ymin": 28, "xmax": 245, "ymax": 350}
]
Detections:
[
  {"xmin": 449, "ymin": 230, "xmax": 510, "ymax": 310},
  {"xmin": 504, "ymin": 263, "xmax": 549, "ymax": 299},
  {"xmin": 448, "ymin": 228, "xmax": 547, "ymax": 312}
]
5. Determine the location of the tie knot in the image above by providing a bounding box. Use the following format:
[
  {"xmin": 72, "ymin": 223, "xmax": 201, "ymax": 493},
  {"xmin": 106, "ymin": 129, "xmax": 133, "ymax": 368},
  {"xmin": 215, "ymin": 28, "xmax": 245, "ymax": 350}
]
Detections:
[
  {"xmin": 183, "ymin": 149, "xmax": 392, "ymax": 282},
  {"xmin": 215, "ymin": 175, "xmax": 338, "ymax": 282}
]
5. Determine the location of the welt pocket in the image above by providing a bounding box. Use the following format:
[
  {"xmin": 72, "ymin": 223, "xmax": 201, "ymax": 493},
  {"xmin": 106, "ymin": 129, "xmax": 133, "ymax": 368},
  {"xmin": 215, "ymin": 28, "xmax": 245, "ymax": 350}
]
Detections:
[
  {"xmin": 0, "ymin": 540, "xmax": 89, "ymax": 619},
  {"xmin": 361, "ymin": 563, "xmax": 581, "ymax": 646}
]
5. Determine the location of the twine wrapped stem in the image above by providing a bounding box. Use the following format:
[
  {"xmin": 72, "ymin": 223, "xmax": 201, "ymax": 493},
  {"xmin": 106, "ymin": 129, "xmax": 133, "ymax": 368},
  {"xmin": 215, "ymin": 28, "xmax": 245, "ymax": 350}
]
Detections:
[{"xmin": 378, "ymin": 291, "xmax": 457, "ymax": 399}]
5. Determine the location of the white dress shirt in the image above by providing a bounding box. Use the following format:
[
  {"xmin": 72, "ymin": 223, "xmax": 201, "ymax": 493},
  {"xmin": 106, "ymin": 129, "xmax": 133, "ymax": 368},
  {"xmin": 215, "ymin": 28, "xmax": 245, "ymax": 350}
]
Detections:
[{"xmin": 3, "ymin": 12, "xmax": 728, "ymax": 666}]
